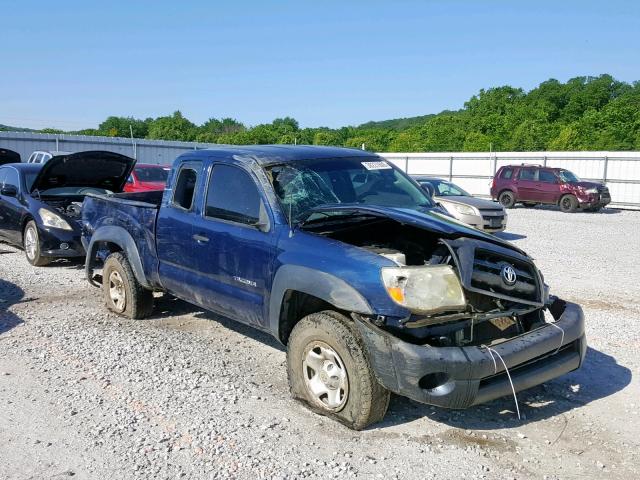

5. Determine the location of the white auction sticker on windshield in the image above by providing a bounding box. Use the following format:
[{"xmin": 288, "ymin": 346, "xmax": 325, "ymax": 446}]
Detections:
[{"xmin": 362, "ymin": 161, "xmax": 392, "ymax": 170}]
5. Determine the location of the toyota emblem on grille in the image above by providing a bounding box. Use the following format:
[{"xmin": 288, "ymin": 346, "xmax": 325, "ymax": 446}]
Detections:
[{"xmin": 501, "ymin": 265, "xmax": 517, "ymax": 286}]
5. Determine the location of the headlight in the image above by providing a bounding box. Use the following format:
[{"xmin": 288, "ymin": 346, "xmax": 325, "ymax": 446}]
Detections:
[
  {"xmin": 381, "ymin": 265, "xmax": 466, "ymax": 314},
  {"xmin": 585, "ymin": 188, "xmax": 598, "ymax": 194},
  {"xmin": 38, "ymin": 208, "xmax": 72, "ymax": 231},
  {"xmin": 452, "ymin": 203, "xmax": 477, "ymax": 216}
]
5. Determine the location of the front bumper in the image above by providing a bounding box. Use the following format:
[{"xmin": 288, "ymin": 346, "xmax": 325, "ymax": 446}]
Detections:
[
  {"xmin": 355, "ymin": 299, "xmax": 586, "ymax": 409},
  {"xmin": 576, "ymin": 193, "xmax": 611, "ymax": 209},
  {"xmin": 39, "ymin": 225, "xmax": 85, "ymax": 258}
]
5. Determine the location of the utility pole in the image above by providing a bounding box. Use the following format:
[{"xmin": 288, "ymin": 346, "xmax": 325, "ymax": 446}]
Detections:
[{"xmin": 129, "ymin": 125, "xmax": 136, "ymax": 160}]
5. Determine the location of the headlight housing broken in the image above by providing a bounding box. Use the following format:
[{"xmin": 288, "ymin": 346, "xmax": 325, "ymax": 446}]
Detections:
[{"xmin": 381, "ymin": 265, "xmax": 466, "ymax": 314}]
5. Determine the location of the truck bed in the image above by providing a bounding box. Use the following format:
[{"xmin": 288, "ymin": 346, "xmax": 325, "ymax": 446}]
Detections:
[{"xmin": 82, "ymin": 190, "xmax": 164, "ymax": 287}]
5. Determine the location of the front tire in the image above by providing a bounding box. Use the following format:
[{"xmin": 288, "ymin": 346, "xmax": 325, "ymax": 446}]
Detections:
[
  {"xmin": 23, "ymin": 221, "xmax": 51, "ymax": 266},
  {"xmin": 498, "ymin": 190, "xmax": 516, "ymax": 208},
  {"xmin": 287, "ymin": 311, "xmax": 390, "ymax": 430},
  {"xmin": 102, "ymin": 252, "xmax": 154, "ymax": 319},
  {"xmin": 559, "ymin": 194, "xmax": 578, "ymax": 213}
]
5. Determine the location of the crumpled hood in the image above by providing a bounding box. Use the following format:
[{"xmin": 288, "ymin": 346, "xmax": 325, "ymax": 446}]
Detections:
[
  {"xmin": 30, "ymin": 150, "xmax": 136, "ymax": 193},
  {"xmin": 569, "ymin": 181, "xmax": 605, "ymax": 190},
  {"xmin": 436, "ymin": 195, "xmax": 503, "ymax": 210},
  {"xmin": 301, "ymin": 204, "xmax": 525, "ymax": 254}
]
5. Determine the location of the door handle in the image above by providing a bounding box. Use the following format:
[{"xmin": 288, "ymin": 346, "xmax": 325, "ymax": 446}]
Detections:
[{"xmin": 192, "ymin": 234, "xmax": 209, "ymax": 243}]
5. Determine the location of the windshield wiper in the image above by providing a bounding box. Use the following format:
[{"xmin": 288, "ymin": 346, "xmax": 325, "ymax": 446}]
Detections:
[{"xmin": 301, "ymin": 210, "xmax": 375, "ymax": 225}]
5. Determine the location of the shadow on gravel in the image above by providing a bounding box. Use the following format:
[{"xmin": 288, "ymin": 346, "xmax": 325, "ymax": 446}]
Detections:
[
  {"xmin": 378, "ymin": 347, "xmax": 631, "ymax": 430},
  {"xmin": 148, "ymin": 294, "xmax": 284, "ymax": 352},
  {"xmin": 0, "ymin": 278, "xmax": 25, "ymax": 335},
  {"xmin": 494, "ymin": 232, "xmax": 527, "ymax": 241},
  {"xmin": 45, "ymin": 257, "xmax": 85, "ymax": 270}
]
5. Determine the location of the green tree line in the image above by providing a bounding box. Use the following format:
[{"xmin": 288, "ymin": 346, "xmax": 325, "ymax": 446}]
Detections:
[{"xmin": 6, "ymin": 74, "xmax": 640, "ymax": 152}]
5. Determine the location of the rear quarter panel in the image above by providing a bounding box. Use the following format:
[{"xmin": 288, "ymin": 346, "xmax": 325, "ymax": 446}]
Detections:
[{"xmin": 83, "ymin": 193, "xmax": 161, "ymax": 286}]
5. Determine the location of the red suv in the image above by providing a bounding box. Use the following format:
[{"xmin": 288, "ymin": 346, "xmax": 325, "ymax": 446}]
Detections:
[{"xmin": 491, "ymin": 164, "xmax": 611, "ymax": 212}]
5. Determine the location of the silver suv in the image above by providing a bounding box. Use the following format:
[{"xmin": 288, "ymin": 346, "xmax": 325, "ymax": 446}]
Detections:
[{"xmin": 26, "ymin": 150, "xmax": 72, "ymax": 164}]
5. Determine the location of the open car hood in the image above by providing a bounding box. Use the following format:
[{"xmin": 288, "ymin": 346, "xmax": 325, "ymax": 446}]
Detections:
[
  {"xmin": 300, "ymin": 204, "xmax": 525, "ymax": 255},
  {"xmin": 30, "ymin": 150, "xmax": 136, "ymax": 193}
]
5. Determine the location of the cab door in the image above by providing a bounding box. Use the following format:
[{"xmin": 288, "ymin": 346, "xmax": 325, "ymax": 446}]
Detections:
[
  {"xmin": 156, "ymin": 160, "xmax": 205, "ymax": 303},
  {"xmin": 189, "ymin": 162, "xmax": 276, "ymax": 326}
]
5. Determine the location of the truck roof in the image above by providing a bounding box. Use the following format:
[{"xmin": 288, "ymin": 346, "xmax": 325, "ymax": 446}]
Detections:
[{"xmin": 178, "ymin": 145, "xmax": 377, "ymax": 166}]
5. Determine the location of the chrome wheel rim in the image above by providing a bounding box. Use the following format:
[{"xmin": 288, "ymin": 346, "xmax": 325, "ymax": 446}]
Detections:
[
  {"xmin": 24, "ymin": 227, "xmax": 37, "ymax": 260},
  {"xmin": 108, "ymin": 271, "xmax": 126, "ymax": 312},
  {"xmin": 302, "ymin": 341, "xmax": 349, "ymax": 411}
]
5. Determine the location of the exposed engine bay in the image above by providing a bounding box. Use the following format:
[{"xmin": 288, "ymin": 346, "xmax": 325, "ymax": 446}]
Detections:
[
  {"xmin": 303, "ymin": 214, "xmax": 548, "ymax": 349},
  {"xmin": 44, "ymin": 198, "xmax": 84, "ymax": 219}
]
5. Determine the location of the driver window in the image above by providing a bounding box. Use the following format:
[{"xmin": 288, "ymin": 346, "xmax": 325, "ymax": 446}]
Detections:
[
  {"xmin": 539, "ymin": 170, "xmax": 556, "ymax": 183},
  {"xmin": 4, "ymin": 169, "xmax": 18, "ymax": 188},
  {"xmin": 205, "ymin": 165, "xmax": 262, "ymax": 225}
]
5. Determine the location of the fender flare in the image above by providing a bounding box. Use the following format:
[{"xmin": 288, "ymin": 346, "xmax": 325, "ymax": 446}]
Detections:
[
  {"xmin": 268, "ymin": 264, "xmax": 373, "ymax": 339},
  {"xmin": 84, "ymin": 225, "xmax": 150, "ymax": 289}
]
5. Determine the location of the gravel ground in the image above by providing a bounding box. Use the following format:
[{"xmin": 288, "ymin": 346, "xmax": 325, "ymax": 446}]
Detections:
[{"xmin": 1, "ymin": 206, "xmax": 639, "ymax": 479}]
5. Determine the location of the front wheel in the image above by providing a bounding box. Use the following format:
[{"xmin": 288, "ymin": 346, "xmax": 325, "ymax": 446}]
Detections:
[
  {"xmin": 559, "ymin": 194, "xmax": 578, "ymax": 213},
  {"xmin": 498, "ymin": 191, "xmax": 516, "ymax": 208},
  {"xmin": 102, "ymin": 252, "xmax": 154, "ymax": 319},
  {"xmin": 23, "ymin": 221, "xmax": 51, "ymax": 266},
  {"xmin": 287, "ymin": 311, "xmax": 390, "ymax": 430}
]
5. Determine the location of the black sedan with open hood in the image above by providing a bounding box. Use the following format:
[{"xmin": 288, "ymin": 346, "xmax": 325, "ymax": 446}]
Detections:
[{"xmin": 0, "ymin": 151, "xmax": 135, "ymax": 266}]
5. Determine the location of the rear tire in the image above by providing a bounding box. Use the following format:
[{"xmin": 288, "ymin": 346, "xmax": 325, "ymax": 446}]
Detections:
[
  {"xmin": 559, "ymin": 194, "xmax": 578, "ymax": 213},
  {"xmin": 498, "ymin": 190, "xmax": 516, "ymax": 208},
  {"xmin": 23, "ymin": 221, "xmax": 51, "ymax": 266},
  {"xmin": 287, "ymin": 311, "xmax": 390, "ymax": 430},
  {"xmin": 102, "ymin": 252, "xmax": 153, "ymax": 319}
]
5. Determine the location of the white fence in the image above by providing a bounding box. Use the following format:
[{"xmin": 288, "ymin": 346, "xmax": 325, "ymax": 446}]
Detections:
[
  {"xmin": 379, "ymin": 151, "xmax": 640, "ymax": 209},
  {"xmin": 2, "ymin": 131, "xmax": 639, "ymax": 208}
]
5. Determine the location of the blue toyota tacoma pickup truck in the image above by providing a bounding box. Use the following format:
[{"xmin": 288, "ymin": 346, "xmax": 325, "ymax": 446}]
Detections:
[{"xmin": 82, "ymin": 146, "xmax": 586, "ymax": 429}]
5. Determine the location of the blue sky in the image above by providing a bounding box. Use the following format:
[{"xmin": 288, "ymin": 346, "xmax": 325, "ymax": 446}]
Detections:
[{"xmin": 1, "ymin": 0, "xmax": 639, "ymax": 130}]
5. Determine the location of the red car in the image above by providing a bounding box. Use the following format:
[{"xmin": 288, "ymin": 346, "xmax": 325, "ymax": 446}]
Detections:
[
  {"xmin": 491, "ymin": 164, "xmax": 611, "ymax": 212},
  {"xmin": 124, "ymin": 164, "xmax": 170, "ymax": 192}
]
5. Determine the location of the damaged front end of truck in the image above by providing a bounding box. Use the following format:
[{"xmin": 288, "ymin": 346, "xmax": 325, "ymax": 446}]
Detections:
[{"xmin": 299, "ymin": 205, "xmax": 587, "ymax": 409}]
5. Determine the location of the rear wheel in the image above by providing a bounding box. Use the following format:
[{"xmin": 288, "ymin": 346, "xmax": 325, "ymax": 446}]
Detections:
[
  {"xmin": 102, "ymin": 252, "xmax": 153, "ymax": 319},
  {"xmin": 498, "ymin": 190, "xmax": 516, "ymax": 208},
  {"xmin": 559, "ymin": 194, "xmax": 578, "ymax": 213},
  {"xmin": 23, "ymin": 221, "xmax": 51, "ymax": 266},
  {"xmin": 287, "ymin": 311, "xmax": 390, "ymax": 430}
]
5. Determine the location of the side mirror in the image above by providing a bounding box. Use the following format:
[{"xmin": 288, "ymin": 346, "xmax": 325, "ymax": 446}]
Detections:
[{"xmin": 1, "ymin": 185, "xmax": 18, "ymax": 197}]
